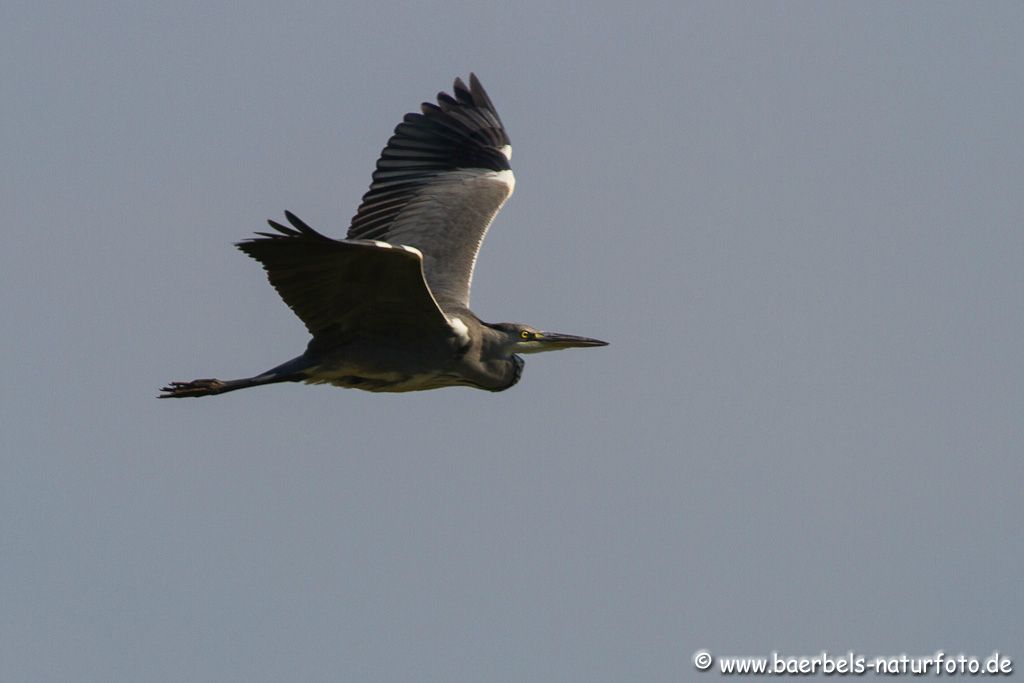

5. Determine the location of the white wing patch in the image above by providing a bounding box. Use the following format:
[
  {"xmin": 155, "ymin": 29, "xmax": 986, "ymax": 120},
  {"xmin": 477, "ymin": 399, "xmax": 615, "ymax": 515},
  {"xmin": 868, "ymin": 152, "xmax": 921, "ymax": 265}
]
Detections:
[
  {"xmin": 348, "ymin": 239, "xmax": 424, "ymax": 259},
  {"xmin": 491, "ymin": 168, "xmax": 515, "ymax": 193},
  {"xmin": 448, "ymin": 316, "xmax": 470, "ymax": 346},
  {"xmin": 500, "ymin": 144, "xmax": 512, "ymax": 161}
]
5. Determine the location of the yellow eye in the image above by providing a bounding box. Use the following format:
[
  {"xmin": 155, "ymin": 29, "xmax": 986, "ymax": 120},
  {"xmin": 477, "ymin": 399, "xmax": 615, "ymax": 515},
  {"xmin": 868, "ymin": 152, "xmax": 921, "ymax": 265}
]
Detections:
[{"xmin": 520, "ymin": 330, "xmax": 531, "ymax": 339}]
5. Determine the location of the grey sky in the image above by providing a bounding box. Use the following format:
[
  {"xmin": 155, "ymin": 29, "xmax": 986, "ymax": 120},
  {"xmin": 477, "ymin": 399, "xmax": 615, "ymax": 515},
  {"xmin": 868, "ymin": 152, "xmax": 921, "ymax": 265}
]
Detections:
[{"xmin": 3, "ymin": 2, "xmax": 1022, "ymax": 681}]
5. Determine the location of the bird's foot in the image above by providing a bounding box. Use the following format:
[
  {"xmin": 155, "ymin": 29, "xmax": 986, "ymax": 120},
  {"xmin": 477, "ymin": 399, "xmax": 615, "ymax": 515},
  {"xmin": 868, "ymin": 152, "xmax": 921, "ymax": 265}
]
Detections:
[{"xmin": 158, "ymin": 379, "xmax": 226, "ymax": 398}]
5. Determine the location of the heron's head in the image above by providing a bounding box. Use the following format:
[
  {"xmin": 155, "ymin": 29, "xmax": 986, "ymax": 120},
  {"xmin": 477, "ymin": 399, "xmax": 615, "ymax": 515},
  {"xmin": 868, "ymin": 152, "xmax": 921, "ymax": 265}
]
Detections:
[{"xmin": 490, "ymin": 322, "xmax": 608, "ymax": 355}]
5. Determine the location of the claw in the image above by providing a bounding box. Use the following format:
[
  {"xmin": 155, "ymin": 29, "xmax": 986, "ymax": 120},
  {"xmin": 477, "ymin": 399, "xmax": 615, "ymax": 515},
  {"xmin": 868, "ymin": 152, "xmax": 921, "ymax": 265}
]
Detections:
[{"xmin": 158, "ymin": 379, "xmax": 225, "ymax": 398}]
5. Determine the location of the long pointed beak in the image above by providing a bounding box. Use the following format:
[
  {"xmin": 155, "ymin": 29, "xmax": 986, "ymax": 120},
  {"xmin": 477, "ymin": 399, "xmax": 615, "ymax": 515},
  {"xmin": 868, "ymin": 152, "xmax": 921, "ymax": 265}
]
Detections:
[{"xmin": 537, "ymin": 331, "xmax": 609, "ymax": 350}]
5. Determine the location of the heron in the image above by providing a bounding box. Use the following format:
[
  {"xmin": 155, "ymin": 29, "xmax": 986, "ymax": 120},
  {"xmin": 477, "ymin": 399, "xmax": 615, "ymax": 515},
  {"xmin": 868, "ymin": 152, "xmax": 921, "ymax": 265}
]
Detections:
[{"xmin": 160, "ymin": 74, "xmax": 606, "ymax": 398}]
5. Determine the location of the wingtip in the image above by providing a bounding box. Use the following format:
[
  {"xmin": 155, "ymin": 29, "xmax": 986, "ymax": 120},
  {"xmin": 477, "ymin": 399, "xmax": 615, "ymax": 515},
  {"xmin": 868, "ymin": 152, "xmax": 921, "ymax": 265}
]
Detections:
[{"xmin": 284, "ymin": 210, "xmax": 316, "ymax": 234}]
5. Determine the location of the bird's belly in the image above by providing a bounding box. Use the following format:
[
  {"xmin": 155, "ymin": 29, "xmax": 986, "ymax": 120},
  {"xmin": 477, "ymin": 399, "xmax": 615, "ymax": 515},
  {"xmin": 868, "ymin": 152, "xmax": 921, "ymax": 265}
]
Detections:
[{"xmin": 302, "ymin": 365, "xmax": 470, "ymax": 393}]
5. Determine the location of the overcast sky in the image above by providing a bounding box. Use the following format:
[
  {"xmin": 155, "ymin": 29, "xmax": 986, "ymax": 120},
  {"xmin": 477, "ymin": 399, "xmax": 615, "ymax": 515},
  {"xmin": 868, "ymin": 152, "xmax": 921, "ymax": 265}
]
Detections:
[{"xmin": 3, "ymin": 2, "xmax": 1022, "ymax": 681}]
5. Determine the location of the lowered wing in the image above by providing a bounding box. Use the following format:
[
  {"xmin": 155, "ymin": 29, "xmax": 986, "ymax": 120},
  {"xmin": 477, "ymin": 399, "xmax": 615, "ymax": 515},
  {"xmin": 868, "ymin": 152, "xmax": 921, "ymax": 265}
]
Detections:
[{"xmin": 237, "ymin": 212, "xmax": 453, "ymax": 349}]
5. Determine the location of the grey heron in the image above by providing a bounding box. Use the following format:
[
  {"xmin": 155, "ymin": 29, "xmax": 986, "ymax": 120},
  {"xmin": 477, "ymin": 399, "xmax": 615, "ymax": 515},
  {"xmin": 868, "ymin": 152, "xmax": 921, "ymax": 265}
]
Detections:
[{"xmin": 160, "ymin": 74, "xmax": 606, "ymax": 398}]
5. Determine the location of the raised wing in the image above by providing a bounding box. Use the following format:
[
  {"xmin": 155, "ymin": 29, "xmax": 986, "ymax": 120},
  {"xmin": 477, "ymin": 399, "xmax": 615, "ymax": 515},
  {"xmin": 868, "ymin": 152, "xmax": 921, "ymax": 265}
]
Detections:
[
  {"xmin": 346, "ymin": 74, "xmax": 514, "ymax": 311},
  {"xmin": 237, "ymin": 212, "xmax": 453, "ymax": 349}
]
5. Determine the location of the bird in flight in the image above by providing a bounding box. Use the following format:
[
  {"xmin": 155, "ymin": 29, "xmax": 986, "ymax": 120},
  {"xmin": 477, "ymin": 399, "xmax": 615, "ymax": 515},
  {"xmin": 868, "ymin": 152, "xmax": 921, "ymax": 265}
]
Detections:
[{"xmin": 160, "ymin": 74, "xmax": 606, "ymax": 398}]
